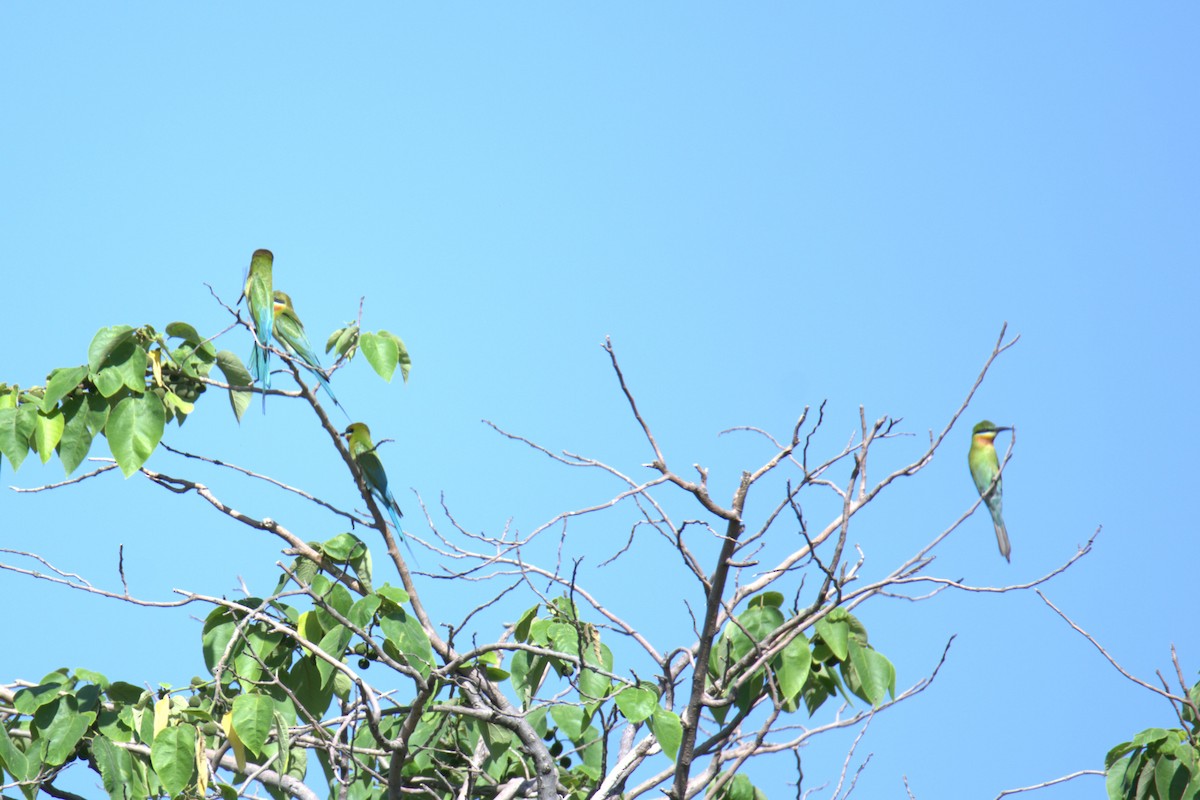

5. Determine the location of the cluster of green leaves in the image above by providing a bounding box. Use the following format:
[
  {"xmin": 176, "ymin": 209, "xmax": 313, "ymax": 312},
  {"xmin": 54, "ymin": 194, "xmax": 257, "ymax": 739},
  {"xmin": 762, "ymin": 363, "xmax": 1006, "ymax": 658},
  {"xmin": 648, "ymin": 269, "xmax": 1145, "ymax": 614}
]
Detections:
[
  {"xmin": 706, "ymin": 772, "xmax": 768, "ymax": 800},
  {"xmin": 0, "ymin": 668, "xmax": 111, "ymax": 800},
  {"xmin": 0, "ymin": 324, "xmax": 218, "ymax": 478},
  {"xmin": 327, "ymin": 325, "xmax": 411, "ymax": 384},
  {"xmin": 500, "ymin": 594, "xmax": 894, "ymax": 800},
  {"xmin": 399, "ymin": 693, "xmax": 601, "ymax": 798},
  {"xmin": 0, "ymin": 532, "xmax": 429, "ymax": 800},
  {"xmin": 506, "ymin": 597, "xmax": 619, "ymax": 785},
  {"xmin": 0, "ymin": 474, "xmax": 894, "ymax": 800},
  {"xmin": 0, "ymin": 320, "xmax": 410, "ymax": 479},
  {"xmin": 0, "ymin": 666, "xmax": 294, "ymax": 800},
  {"xmin": 1106, "ymin": 680, "xmax": 1200, "ymax": 800},
  {"xmin": 708, "ymin": 599, "xmax": 895, "ymax": 724}
]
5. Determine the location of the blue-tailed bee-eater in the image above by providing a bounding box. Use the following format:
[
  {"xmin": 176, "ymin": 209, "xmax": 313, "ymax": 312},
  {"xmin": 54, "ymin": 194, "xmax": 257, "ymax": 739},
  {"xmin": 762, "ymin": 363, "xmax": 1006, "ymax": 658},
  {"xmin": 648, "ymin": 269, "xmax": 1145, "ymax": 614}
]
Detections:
[
  {"xmin": 968, "ymin": 420, "xmax": 1012, "ymax": 562},
  {"xmin": 242, "ymin": 249, "xmax": 274, "ymax": 412}
]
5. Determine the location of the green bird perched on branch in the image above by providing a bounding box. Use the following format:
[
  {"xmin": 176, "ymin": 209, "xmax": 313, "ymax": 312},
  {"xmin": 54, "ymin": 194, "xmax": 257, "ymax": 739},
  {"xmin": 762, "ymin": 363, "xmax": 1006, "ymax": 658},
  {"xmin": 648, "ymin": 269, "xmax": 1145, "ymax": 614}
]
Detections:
[
  {"xmin": 342, "ymin": 422, "xmax": 406, "ymax": 535},
  {"xmin": 242, "ymin": 248, "xmax": 274, "ymax": 413},
  {"xmin": 272, "ymin": 290, "xmax": 341, "ymax": 409},
  {"xmin": 968, "ymin": 420, "xmax": 1013, "ymax": 562}
]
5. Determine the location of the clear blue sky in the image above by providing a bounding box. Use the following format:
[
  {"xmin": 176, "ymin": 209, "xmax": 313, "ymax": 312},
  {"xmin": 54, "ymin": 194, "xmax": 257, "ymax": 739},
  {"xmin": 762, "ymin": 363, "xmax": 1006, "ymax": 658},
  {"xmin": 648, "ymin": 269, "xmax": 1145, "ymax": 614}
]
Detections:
[{"xmin": 2, "ymin": 4, "xmax": 1198, "ymax": 798}]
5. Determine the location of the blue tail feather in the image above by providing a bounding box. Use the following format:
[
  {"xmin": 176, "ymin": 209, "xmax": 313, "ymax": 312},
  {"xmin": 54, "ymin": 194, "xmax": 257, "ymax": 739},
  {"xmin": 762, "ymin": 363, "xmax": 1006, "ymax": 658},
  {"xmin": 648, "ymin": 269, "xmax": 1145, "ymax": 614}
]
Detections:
[{"xmin": 248, "ymin": 343, "xmax": 271, "ymax": 413}]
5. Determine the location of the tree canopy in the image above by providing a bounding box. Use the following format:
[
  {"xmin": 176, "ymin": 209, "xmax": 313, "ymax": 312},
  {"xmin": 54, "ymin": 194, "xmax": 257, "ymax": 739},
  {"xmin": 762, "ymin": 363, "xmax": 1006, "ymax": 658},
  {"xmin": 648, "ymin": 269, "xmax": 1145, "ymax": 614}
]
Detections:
[{"xmin": 0, "ymin": 263, "xmax": 1195, "ymax": 800}]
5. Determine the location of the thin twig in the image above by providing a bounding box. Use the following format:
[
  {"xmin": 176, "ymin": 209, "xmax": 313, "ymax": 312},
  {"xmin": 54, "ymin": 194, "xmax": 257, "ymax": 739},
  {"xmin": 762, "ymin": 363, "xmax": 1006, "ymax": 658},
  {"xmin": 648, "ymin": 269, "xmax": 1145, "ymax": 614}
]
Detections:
[
  {"xmin": 994, "ymin": 769, "xmax": 1104, "ymax": 798},
  {"xmin": 1037, "ymin": 590, "xmax": 1186, "ymax": 704}
]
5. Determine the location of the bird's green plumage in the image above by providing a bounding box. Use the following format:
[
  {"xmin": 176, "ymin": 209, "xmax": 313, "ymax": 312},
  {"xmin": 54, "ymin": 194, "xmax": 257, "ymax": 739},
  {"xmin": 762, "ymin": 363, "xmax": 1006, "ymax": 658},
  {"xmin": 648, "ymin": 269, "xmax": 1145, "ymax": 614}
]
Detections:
[
  {"xmin": 243, "ymin": 249, "xmax": 274, "ymax": 412},
  {"xmin": 343, "ymin": 423, "xmax": 407, "ymax": 550},
  {"xmin": 968, "ymin": 419, "xmax": 1012, "ymax": 562},
  {"xmin": 272, "ymin": 290, "xmax": 340, "ymax": 407}
]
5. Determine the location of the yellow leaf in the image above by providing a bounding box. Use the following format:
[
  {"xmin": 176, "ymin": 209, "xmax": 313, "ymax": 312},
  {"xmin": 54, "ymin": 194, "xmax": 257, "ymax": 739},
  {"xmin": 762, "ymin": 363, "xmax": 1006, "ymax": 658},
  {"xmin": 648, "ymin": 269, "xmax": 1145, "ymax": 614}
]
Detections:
[
  {"xmin": 153, "ymin": 696, "xmax": 171, "ymax": 737},
  {"xmin": 149, "ymin": 349, "xmax": 164, "ymax": 388},
  {"xmin": 196, "ymin": 729, "xmax": 209, "ymax": 796},
  {"xmin": 221, "ymin": 711, "xmax": 246, "ymax": 772}
]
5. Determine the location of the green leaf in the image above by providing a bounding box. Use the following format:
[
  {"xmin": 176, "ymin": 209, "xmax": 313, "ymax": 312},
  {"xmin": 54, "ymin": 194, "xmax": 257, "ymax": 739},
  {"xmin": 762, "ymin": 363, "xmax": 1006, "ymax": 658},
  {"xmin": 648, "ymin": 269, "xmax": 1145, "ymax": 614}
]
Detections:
[
  {"xmin": 0, "ymin": 722, "xmax": 32, "ymax": 781},
  {"xmin": 326, "ymin": 324, "xmax": 359, "ymax": 358},
  {"xmin": 1184, "ymin": 768, "xmax": 1200, "ymax": 800},
  {"xmin": 1154, "ymin": 752, "xmax": 1188, "ymax": 800},
  {"xmin": 1132, "ymin": 728, "xmax": 1173, "ymax": 748},
  {"xmin": 332, "ymin": 668, "xmax": 353, "ymax": 701},
  {"xmin": 577, "ymin": 725, "xmax": 603, "ymax": 781},
  {"xmin": 0, "ymin": 403, "xmax": 38, "ymax": 471},
  {"xmin": 350, "ymin": 547, "xmax": 373, "ymax": 594},
  {"xmin": 360, "ymin": 331, "xmax": 400, "ymax": 382},
  {"xmin": 106, "ymin": 392, "xmax": 165, "ymax": 476},
  {"xmin": 527, "ymin": 618, "xmax": 553, "ymax": 646},
  {"xmin": 93, "ymin": 733, "xmax": 146, "ymax": 800},
  {"xmin": 614, "ymin": 685, "xmax": 657, "ymax": 724},
  {"xmin": 58, "ymin": 394, "xmax": 95, "ymax": 474},
  {"xmin": 1131, "ymin": 750, "xmax": 1155, "ymax": 800},
  {"xmin": 107, "ymin": 682, "xmax": 145, "ymax": 705},
  {"xmin": 748, "ymin": 592, "xmax": 784, "ymax": 609},
  {"xmin": 214, "ymin": 350, "xmax": 253, "ymax": 422},
  {"xmin": 40, "ymin": 365, "xmax": 89, "ymax": 413},
  {"xmin": 296, "ymin": 610, "xmax": 324, "ymax": 650},
  {"xmin": 273, "ymin": 710, "xmax": 292, "ymax": 775},
  {"xmin": 381, "ymin": 330, "xmax": 411, "ymax": 382},
  {"xmin": 510, "ymin": 649, "xmax": 548, "ymax": 707},
  {"xmin": 547, "ymin": 622, "xmax": 581, "ymax": 660},
  {"xmin": 247, "ymin": 625, "xmax": 285, "ymax": 665},
  {"xmin": 733, "ymin": 669, "xmax": 765, "ymax": 719},
  {"xmin": 480, "ymin": 720, "xmax": 513, "ymax": 757},
  {"xmin": 231, "ymin": 645, "xmax": 265, "ymax": 686},
  {"xmin": 550, "ymin": 705, "xmax": 587, "ymax": 742},
  {"xmin": 231, "ymin": 694, "xmax": 275, "ymax": 758},
  {"xmin": 14, "ymin": 679, "xmax": 67, "ymax": 714},
  {"xmin": 91, "ymin": 339, "xmax": 148, "ymax": 398},
  {"xmin": 34, "ymin": 408, "xmax": 65, "ymax": 464},
  {"xmin": 774, "ymin": 633, "xmax": 812, "ymax": 702},
  {"xmin": 92, "ymin": 366, "xmax": 126, "ymax": 398},
  {"xmin": 347, "ymin": 595, "xmax": 380, "ymax": 633},
  {"xmin": 76, "ymin": 668, "xmax": 110, "ymax": 688},
  {"xmin": 710, "ymin": 773, "xmax": 763, "ymax": 800},
  {"xmin": 283, "ymin": 658, "xmax": 334, "ymax": 721},
  {"xmin": 815, "ymin": 611, "xmax": 850, "ymax": 662},
  {"xmin": 201, "ymin": 607, "xmax": 237, "ymax": 677},
  {"xmin": 84, "ymin": 391, "xmax": 111, "ymax": 435},
  {"xmin": 37, "ymin": 696, "xmax": 94, "ymax": 766},
  {"xmin": 648, "ymin": 706, "xmax": 683, "ymax": 761},
  {"xmin": 551, "ymin": 596, "xmax": 579, "ymax": 621},
  {"xmin": 715, "ymin": 605, "xmax": 784, "ymax": 683},
  {"xmin": 846, "ymin": 641, "xmax": 895, "ymax": 706},
  {"xmin": 314, "ymin": 625, "xmax": 353, "ymax": 689},
  {"xmin": 579, "ymin": 642, "xmax": 613, "ymax": 706},
  {"xmin": 88, "ymin": 326, "xmax": 137, "ymax": 373},
  {"xmin": 321, "ymin": 532, "xmax": 365, "ymax": 561},
  {"xmin": 514, "ymin": 605, "xmax": 539, "ymax": 642},
  {"xmin": 313, "ymin": 582, "xmax": 353, "ymax": 632},
  {"xmin": 739, "ymin": 605, "xmax": 784, "ymax": 644},
  {"xmin": 163, "ymin": 390, "xmax": 195, "ymax": 419},
  {"xmin": 375, "ymin": 583, "xmax": 410, "ymax": 609},
  {"xmin": 802, "ymin": 661, "xmax": 844, "ymax": 714},
  {"xmin": 165, "ymin": 322, "xmax": 216, "ymax": 358},
  {"xmin": 151, "ymin": 724, "xmax": 197, "ymax": 796},
  {"xmin": 379, "ymin": 610, "xmax": 434, "ymax": 679}
]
